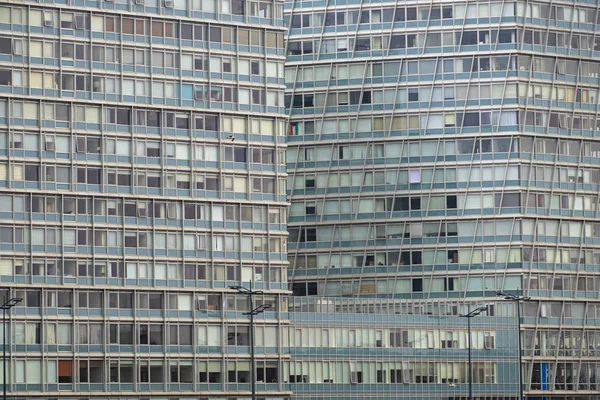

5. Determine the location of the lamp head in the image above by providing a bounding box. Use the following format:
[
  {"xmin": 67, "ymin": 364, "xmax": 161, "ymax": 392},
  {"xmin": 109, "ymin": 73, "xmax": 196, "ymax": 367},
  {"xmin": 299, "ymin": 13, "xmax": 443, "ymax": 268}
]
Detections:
[
  {"xmin": 229, "ymin": 286, "xmax": 252, "ymax": 294},
  {"xmin": 461, "ymin": 305, "xmax": 488, "ymax": 318},
  {"xmin": 1, "ymin": 298, "xmax": 22, "ymax": 310}
]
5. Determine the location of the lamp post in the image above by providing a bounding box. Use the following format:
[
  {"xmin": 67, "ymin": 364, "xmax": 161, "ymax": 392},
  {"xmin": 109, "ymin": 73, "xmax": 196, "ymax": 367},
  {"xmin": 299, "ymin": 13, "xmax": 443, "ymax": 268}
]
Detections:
[
  {"xmin": 497, "ymin": 290, "xmax": 531, "ymax": 400},
  {"xmin": 229, "ymin": 284, "xmax": 271, "ymax": 400},
  {"xmin": 1, "ymin": 298, "xmax": 21, "ymax": 400},
  {"xmin": 460, "ymin": 305, "xmax": 488, "ymax": 400}
]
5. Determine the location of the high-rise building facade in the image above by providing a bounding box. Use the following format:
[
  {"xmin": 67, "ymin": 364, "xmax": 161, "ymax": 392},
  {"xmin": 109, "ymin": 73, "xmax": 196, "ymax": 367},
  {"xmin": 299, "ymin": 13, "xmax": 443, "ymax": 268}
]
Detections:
[
  {"xmin": 0, "ymin": 0, "xmax": 291, "ymax": 398},
  {"xmin": 0, "ymin": 0, "xmax": 587, "ymax": 400},
  {"xmin": 284, "ymin": 0, "xmax": 600, "ymax": 399}
]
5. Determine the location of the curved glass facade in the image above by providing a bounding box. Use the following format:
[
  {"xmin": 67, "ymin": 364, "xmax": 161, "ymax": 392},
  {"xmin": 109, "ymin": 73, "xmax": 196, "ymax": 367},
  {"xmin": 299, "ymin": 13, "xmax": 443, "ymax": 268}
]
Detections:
[{"xmin": 284, "ymin": 0, "xmax": 600, "ymax": 398}]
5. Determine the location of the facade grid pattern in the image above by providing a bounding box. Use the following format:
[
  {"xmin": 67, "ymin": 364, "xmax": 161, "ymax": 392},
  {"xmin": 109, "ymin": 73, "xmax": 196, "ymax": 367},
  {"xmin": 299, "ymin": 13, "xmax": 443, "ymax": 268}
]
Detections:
[
  {"xmin": 0, "ymin": 0, "xmax": 290, "ymax": 399},
  {"xmin": 283, "ymin": 0, "xmax": 600, "ymax": 398}
]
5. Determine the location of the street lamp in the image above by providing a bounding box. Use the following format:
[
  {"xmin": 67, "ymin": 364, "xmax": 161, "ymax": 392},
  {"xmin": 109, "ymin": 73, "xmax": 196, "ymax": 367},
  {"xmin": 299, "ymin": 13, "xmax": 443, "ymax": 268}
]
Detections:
[
  {"xmin": 460, "ymin": 305, "xmax": 488, "ymax": 400},
  {"xmin": 1, "ymin": 298, "xmax": 21, "ymax": 400},
  {"xmin": 497, "ymin": 290, "xmax": 531, "ymax": 400},
  {"xmin": 229, "ymin": 285, "xmax": 272, "ymax": 400}
]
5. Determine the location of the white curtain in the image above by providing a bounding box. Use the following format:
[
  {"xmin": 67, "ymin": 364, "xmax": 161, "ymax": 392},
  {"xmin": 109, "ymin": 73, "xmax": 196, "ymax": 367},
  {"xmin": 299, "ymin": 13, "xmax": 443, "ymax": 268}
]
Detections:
[
  {"xmin": 25, "ymin": 323, "xmax": 36, "ymax": 344},
  {"xmin": 46, "ymin": 361, "xmax": 57, "ymax": 383},
  {"xmin": 27, "ymin": 360, "xmax": 41, "ymax": 384},
  {"xmin": 13, "ymin": 323, "xmax": 24, "ymax": 344},
  {"xmin": 499, "ymin": 111, "xmax": 517, "ymax": 126},
  {"xmin": 178, "ymin": 294, "xmax": 192, "ymax": 311},
  {"xmin": 90, "ymin": 324, "xmax": 102, "ymax": 344},
  {"xmin": 57, "ymin": 324, "xmax": 71, "ymax": 345},
  {"xmin": 207, "ymin": 326, "xmax": 221, "ymax": 346},
  {"xmin": 46, "ymin": 324, "xmax": 56, "ymax": 344},
  {"xmin": 13, "ymin": 361, "xmax": 23, "ymax": 383}
]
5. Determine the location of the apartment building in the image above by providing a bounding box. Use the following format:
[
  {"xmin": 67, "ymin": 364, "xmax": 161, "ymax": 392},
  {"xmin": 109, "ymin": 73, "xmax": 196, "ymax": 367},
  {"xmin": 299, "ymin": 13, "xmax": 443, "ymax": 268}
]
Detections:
[
  {"xmin": 0, "ymin": 0, "xmax": 290, "ymax": 398},
  {"xmin": 0, "ymin": 0, "xmax": 581, "ymax": 398},
  {"xmin": 284, "ymin": 0, "xmax": 600, "ymax": 399}
]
